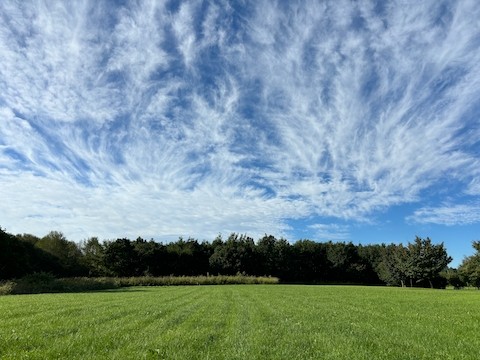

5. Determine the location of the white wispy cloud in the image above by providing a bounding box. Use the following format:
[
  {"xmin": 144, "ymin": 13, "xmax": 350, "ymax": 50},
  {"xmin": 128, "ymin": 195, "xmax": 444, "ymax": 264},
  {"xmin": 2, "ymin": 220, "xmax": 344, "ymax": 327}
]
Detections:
[
  {"xmin": 308, "ymin": 223, "xmax": 351, "ymax": 242},
  {"xmin": 408, "ymin": 202, "xmax": 480, "ymax": 226},
  {"xmin": 239, "ymin": 0, "xmax": 480, "ymax": 220},
  {"xmin": 0, "ymin": 0, "xmax": 479, "ymax": 241}
]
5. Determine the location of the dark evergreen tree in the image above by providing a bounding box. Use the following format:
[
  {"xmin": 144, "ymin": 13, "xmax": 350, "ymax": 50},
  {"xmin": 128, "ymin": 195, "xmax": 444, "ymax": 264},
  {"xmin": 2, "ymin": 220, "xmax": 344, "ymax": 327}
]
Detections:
[
  {"xmin": 459, "ymin": 241, "xmax": 480, "ymax": 288},
  {"xmin": 103, "ymin": 238, "xmax": 139, "ymax": 277},
  {"xmin": 377, "ymin": 244, "xmax": 409, "ymax": 286},
  {"xmin": 406, "ymin": 237, "xmax": 451, "ymax": 288},
  {"xmin": 290, "ymin": 240, "xmax": 328, "ymax": 282},
  {"xmin": 256, "ymin": 235, "xmax": 291, "ymax": 278},
  {"xmin": 357, "ymin": 244, "xmax": 384, "ymax": 284},
  {"xmin": 209, "ymin": 233, "xmax": 257, "ymax": 275}
]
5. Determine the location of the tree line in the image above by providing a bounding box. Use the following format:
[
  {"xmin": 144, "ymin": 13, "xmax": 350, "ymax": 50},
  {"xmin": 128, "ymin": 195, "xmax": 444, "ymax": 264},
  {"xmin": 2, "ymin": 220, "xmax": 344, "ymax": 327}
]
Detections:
[{"xmin": 2, "ymin": 226, "xmax": 478, "ymax": 288}]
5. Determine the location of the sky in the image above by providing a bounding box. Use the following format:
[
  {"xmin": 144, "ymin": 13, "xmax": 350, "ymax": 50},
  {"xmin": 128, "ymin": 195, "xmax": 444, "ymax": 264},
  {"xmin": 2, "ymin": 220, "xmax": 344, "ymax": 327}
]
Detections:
[{"xmin": 0, "ymin": 0, "xmax": 479, "ymax": 266}]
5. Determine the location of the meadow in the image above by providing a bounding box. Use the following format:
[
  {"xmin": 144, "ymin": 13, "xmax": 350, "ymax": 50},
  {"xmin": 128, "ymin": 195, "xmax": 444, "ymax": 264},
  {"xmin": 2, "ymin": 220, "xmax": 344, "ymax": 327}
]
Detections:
[{"xmin": 1, "ymin": 285, "xmax": 479, "ymax": 359}]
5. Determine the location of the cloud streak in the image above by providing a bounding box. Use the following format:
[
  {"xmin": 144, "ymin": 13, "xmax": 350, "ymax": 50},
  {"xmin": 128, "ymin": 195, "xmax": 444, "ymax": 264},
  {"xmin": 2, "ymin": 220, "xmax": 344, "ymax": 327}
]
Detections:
[{"xmin": 0, "ymin": 0, "xmax": 479, "ymax": 242}]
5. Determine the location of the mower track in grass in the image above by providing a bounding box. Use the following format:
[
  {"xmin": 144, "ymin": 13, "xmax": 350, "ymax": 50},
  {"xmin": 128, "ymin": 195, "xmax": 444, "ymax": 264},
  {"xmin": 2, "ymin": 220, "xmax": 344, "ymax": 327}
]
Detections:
[{"xmin": 1, "ymin": 285, "xmax": 480, "ymax": 359}]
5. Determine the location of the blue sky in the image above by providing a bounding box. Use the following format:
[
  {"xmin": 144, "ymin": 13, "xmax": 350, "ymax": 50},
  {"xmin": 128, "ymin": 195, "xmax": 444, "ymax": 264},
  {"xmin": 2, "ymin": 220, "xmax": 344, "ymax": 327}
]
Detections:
[{"xmin": 1, "ymin": 0, "xmax": 479, "ymax": 266}]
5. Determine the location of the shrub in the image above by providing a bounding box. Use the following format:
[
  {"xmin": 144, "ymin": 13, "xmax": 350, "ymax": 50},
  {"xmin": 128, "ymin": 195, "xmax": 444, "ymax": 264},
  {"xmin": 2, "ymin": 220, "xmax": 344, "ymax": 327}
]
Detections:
[
  {"xmin": 0, "ymin": 281, "xmax": 15, "ymax": 295},
  {"xmin": 0, "ymin": 275, "xmax": 279, "ymax": 295},
  {"xmin": 56, "ymin": 277, "xmax": 119, "ymax": 292},
  {"xmin": 112, "ymin": 275, "xmax": 279, "ymax": 287},
  {"xmin": 441, "ymin": 268, "xmax": 465, "ymax": 289},
  {"xmin": 13, "ymin": 272, "xmax": 58, "ymax": 294}
]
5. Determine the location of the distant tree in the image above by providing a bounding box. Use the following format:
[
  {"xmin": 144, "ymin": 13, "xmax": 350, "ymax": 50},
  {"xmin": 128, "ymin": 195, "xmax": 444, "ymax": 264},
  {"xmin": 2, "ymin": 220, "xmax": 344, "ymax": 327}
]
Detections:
[
  {"xmin": 406, "ymin": 237, "xmax": 451, "ymax": 288},
  {"xmin": 459, "ymin": 241, "xmax": 480, "ymax": 289},
  {"xmin": 0, "ymin": 227, "xmax": 61, "ymax": 279},
  {"xmin": 326, "ymin": 241, "xmax": 366, "ymax": 283},
  {"xmin": 378, "ymin": 238, "xmax": 451, "ymax": 288},
  {"xmin": 356, "ymin": 244, "xmax": 384, "ymax": 284},
  {"xmin": 80, "ymin": 237, "xmax": 107, "ymax": 276},
  {"xmin": 103, "ymin": 238, "xmax": 139, "ymax": 277},
  {"xmin": 164, "ymin": 237, "xmax": 210, "ymax": 276},
  {"xmin": 15, "ymin": 233, "xmax": 41, "ymax": 245},
  {"xmin": 377, "ymin": 244, "xmax": 409, "ymax": 287},
  {"xmin": 36, "ymin": 231, "xmax": 86, "ymax": 276},
  {"xmin": 440, "ymin": 267, "xmax": 465, "ymax": 289},
  {"xmin": 209, "ymin": 233, "xmax": 257, "ymax": 275},
  {"xmin": 272, "ymin": 237, "xmax": 293, "ymax": 279},
  {"xmin": 256, "ymin": 235, "xmax": 277, "ymax": 276},
  {"xmin": 256, "ymin": 235, "xmax": 291, "ymax": 278},
  {"xmin": 142, "ymin": 241, "xmax": 168, "ymax": 276},
  {"xmin": 290, "ymin": 240, "xmax": 328, "ymax": 282}
]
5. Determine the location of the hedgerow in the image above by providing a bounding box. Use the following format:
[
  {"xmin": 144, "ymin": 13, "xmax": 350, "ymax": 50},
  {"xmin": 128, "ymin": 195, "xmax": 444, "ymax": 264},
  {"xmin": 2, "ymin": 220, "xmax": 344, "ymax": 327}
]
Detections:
[{"xmin": 0, "ymin": 273, "xmax": 278, "ymax": 295}]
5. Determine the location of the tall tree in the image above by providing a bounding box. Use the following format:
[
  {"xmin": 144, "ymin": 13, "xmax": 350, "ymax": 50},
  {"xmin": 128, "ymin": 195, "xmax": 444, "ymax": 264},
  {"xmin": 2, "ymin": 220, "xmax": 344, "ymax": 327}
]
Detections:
[
  {"xmin": 377, "ymin": 244, "xmax": 409, "ymax": 287},
  {"xmin": 36, "ymin": 231, "xmax": 86, "ymax": 276},
  {"xmin": 15, "ymin": 233, "xmax": 41, "ymax": 245},
  {"xmin": 291, "ymin": 240, "xmax": 328, "ymax": 282},
  {"xmin": 459, "ymin": 241, "xmax": 480, "ymax": 289},
  {"xmin": 103, "ymin": 238, "xmax": 139, "ymax": 277},
  {"xmin": 357, "ymin": 244, "xmax": 384, "ymax": 284},
  {"xmin": 0, "ymin": 228, "xmax": 61, "ymax": 279},
  {"xmin": 406, "ymin": 237, "xmax": 451, "ymax": 288},
  {"xmin": 80, "ymin": 237, "xmax": 107, "ymax": 276},
  {"xmin": 209, "ymin": 233, "xmax": 257, "ymax": 275},
  {"xmin": 326, "ymin": 241, "xmax": 365, "ymax": 283}
]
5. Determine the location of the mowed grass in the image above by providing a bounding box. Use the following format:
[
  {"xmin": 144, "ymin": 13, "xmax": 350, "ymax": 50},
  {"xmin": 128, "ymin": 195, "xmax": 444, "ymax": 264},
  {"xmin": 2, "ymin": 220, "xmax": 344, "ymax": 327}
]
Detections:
[{"xmin": 1, "ymin": 285, "xmax": 479, "ymax": 359}]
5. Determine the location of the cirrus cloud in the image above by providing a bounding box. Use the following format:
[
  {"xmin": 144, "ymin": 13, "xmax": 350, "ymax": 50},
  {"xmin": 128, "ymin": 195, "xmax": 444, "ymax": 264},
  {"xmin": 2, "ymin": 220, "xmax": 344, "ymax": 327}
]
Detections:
[{"xmin": 0, "ymin": 0, "xmax": 479, "ymax": 244}]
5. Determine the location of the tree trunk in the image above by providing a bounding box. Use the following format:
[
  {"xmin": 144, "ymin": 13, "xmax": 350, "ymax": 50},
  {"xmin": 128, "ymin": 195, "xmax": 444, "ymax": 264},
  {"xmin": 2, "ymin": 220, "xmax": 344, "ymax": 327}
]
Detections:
[{"xmin": 429, "ymin": 279, "xmax": 433, "ymax": 288}]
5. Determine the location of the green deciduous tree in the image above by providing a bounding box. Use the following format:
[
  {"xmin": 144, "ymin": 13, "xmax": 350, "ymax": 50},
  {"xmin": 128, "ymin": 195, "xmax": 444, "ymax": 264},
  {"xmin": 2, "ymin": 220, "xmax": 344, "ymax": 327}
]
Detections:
[
  {"xmin": 80, "ymin": 237, "xmax": 107, "ymax": 276},
  {"xmin": 0, "ymin": 228, "xmax": 62, "ymax": 279},
  {"xmin": 36, "ymin": 231, "xmax": 86, "ymax": 276}
]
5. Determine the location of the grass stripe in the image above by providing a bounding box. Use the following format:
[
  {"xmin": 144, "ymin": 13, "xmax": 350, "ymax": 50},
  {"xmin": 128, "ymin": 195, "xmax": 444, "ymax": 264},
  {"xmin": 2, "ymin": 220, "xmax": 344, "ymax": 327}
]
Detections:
[{"xmin": 1, "ymin": 285, "xmax": 480, "ymax": 359}]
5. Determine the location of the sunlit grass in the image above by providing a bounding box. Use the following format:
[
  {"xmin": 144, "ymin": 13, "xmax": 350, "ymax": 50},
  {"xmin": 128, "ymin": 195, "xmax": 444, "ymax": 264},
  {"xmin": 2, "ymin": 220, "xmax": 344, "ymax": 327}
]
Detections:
[{"xmin": 1, "ymin": 285, "xmax": 479, "ymax": 359}]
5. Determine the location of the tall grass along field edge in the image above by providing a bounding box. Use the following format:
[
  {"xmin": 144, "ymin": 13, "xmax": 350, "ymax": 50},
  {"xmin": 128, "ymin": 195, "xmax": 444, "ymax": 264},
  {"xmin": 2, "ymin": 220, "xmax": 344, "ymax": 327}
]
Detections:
[{"xmin": 0, "ymin": 274, "xmax": 279, "ymax": 295}]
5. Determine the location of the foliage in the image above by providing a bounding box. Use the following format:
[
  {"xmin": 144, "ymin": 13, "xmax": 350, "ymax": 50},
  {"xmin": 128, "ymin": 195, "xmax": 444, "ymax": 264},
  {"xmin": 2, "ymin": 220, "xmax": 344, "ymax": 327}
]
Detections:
[
  {"xmin": 36, "ymin": 231, "xmax": 87, "ymax": 276},
  {"xmin": 0, "ymin": 281, "xmax": 15, "ymax": 296},
  {"xmin": 1, "ymin": 227, "xmax": 459, "ymax": 288},
  {"xmin": 356, "ymin": 244, "xmax": 384, "ymax": 284},
  {"xmin": 0, "ymin": 228, "xmax": 62, "ymax": 279},
  {"xmin": 377, "ymin": 238, "xmax": 451, "ymax": 288},
  {"xmin": 459, "ymin": 241, "xmax": 480, "ymax": 289},
  {"xmin": 440, "ymin": 268, "xmax": 465, "ymax": 289},
  {"xmin": 9, "ymin": 272, "xmax": 58, "ymax": 294},
  {"xmin": 114, "ymin": 275, "xmax": 278, "ymax": 287},
  {"xmin": 256, "ymin": 235, "xmax": 291, "ymax": 278},
  {"xmin": 102, "ymin": 238, "xmax": 140, "ymax": 276},
  {"xmin": 1, "ymin": 286, "xmax": 480, "ymax": 359},
  {"xmin": 0, "ymin": 275, "xmax": 278, "ymax": 295},
  {"xmin": 79, "ymin": 237, "xmax": 108, "ymax": 276},
  {"xmin": 209, "ymin": 234, "xmax": 257, "ymax": 275},
  {"xmin": 406, "ymin": 237, "xmax": 452, "ymax": 288},
  {"xmin": 377, "ymin": 244, "xmax": 408, "ymax": 286}
]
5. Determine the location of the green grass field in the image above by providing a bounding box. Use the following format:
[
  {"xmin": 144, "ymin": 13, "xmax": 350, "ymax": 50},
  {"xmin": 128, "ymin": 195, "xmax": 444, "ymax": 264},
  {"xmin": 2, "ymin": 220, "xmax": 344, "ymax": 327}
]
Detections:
[{"xmin": 1, "ymin": 285, "xmax": 479, "ymax": 359}]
